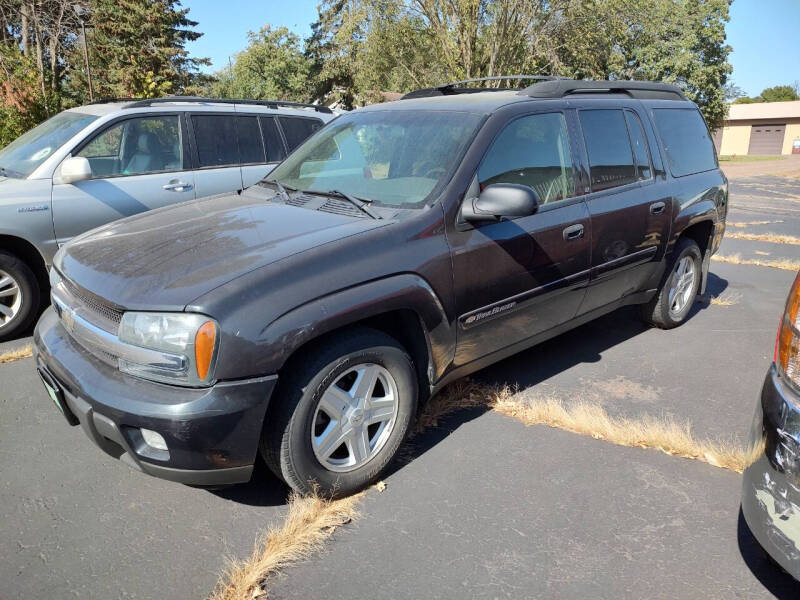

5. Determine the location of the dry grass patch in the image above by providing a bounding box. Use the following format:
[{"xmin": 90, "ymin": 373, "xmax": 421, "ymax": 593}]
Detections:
[
  {"xmin": 210, "ymin": 489, "xmax": 365, "ymax": 600},
  {"xmin": 414, "ymin": 380, "xmax": 748, "ymax": 473},
  {"xmin": 491, "ymin": 391, "xmax": 747, "ymax": 473},
  {"xmin": 712, "ymin": 253, "xmax": 800, "ymax": 271},
  {"xmin": 727, "ymin": 220, "xmax": 783, "ymax": 228},
  {"xmin": 726, "ymin": 231, "xmax": 800, "ymax": 245},
  {"xmin": 697, "ymin": 291, "xmax": 742, "ymax": 307},
  {"xmin": 0, "ymin": 344, "xmax": 32, "ymax": 364}
]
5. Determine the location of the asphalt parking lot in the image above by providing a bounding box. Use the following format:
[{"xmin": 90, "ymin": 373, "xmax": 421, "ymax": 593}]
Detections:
[{"xmin": 3, "ymin": 173, "xmax": 800, "ymax": 599}]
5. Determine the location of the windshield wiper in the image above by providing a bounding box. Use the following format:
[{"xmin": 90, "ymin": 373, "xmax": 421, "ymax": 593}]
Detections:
[
  {"xmin": 324, "ymin": 189, "xmax": 382, "ymax": 220},
  {"xmin": 262, "ymin": 179, "xmax": 296, "ymax": 203}
]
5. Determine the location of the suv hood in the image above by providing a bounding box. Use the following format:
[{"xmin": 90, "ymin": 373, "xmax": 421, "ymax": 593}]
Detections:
[{"xmin": 56, "ymin": 190, "xmax": 389, "ymax": 310}]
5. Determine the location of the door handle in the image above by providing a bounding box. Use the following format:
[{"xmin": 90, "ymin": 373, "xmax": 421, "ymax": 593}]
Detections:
[
  {"xmin": 563, "ymin": 223, "xmax": 584, "ymax": 241},
  {"xmin": 163, "ymin": 180, "xmax": 192, "ymax": 192},
  {"xmin": 650, "ymin": 201, "xmax": 666, "ymax": 215}
]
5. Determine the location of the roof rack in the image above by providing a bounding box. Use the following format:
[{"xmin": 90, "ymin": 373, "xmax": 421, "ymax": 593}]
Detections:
[
  {"xmin": 90, "ymin": 96, "xmax": 333, "ymax": 114},
  {"xmin": 401, "ymin": 75, "xmax": 565, "ymax": 100},
  {"xmin": 521, "ymin": 80, "xmax": 687, "ymax": 101}
]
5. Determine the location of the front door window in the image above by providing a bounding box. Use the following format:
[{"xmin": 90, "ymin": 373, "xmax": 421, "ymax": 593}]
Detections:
[{"xmin": 77, "ymin": 116, "xmax": 183, "ymax": 178}]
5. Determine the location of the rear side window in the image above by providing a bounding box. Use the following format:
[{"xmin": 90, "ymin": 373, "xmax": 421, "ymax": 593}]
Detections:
[
  {"xmin": 279, "ymin": 117, "xmax": 323, "ymax": 152},
  {"xmin": 259, "ymin": 116, "xmax": 287, "ymax": 162},
  {"xmin": 236, "ymin": 116, "xmax": 265, "ymax": 164},
  {"xmin": 579, "ymin": 109, "xmax": 636, "ymax": 191},
  {"xmin": 624, "ymin": 111, "xmax": 652, "ymax": 181},
  {"xmin": 478, "ymin": 112, "xmax": 575, "ymax": 205},
  {"xmin": 652, "ymin": 108, "xmax": 717, "ymax": 176},
  {"xmin": 192, "ymin": 115, "xmax": 238, "ymax": 168}
]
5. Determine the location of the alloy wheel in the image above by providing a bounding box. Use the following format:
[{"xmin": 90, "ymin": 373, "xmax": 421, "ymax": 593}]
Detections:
[
  {"xmin": 668, "ymin": 256, "xmax": 696, "ymax": 317},
  {"xmin": 311, "ymin": 363, "xmax": 399, "ymax": 473},
  {"xmin": 0, "ymin": 269, "xmax": 22, "ymax": 329}
]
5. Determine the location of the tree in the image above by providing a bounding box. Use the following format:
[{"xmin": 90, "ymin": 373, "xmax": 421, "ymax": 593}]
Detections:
[
  {"xmin": 75, "ymin": 0, "xmax": 209, "ymax": 99},
  {"xmin": 304, "ymin": 0, "xmax": 733, "ymax": 127},
  {"xmin": 733, "ymin": 84, "xmax": 800, "ymax": 104},
  {"xmin": 305, "ymin": 0, "xmax": 367, "ymax": 108},
  {"xmin": 211, "ymin": 26, "xmax": 311, "ymax": 101},
  {"xmin": 759, "ymin": 85, "xmax": 799, "ymax": 103},
  {"xmin": 723, "ymin": 81, "xmax": 745, "ymax": 102}
]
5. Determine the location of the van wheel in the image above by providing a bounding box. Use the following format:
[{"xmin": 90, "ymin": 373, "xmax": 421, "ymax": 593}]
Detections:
[
  {"xmin": 0, "ymin": 251, "xmax": 40, "ymax": 342},
  {"xmin": 641, "ymin": 237, "xmax": 702, "ymax": 329},
  {"xmin": 261, "ymin": 327, "xmax": 417, "ymax": 497}
]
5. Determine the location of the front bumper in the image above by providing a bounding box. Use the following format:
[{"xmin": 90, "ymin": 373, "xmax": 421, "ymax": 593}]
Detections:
[
  {"xmin": 742, "ymin": 364, "xmax": 800, "ymax": 580},
  {"xmin": 33, "ymin": 307, "xmax": 277, "ymax": 486}
]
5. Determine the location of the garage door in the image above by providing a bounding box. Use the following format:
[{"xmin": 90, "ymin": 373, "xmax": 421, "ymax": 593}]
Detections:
[{"xmin": 748, "ymin": 124, "xmax": 785, "ymax": 155}]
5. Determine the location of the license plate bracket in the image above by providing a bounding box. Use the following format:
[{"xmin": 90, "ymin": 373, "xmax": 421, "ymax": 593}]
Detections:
[{"xmin": 37, "ymin": 368, "xmax": 79, "ymax": 426}]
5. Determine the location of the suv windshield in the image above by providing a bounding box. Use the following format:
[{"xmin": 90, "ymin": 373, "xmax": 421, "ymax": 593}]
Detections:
[
  {"xmin": 0, "ymin": 110, "xmax": 97, "ymax": 178},
  {"xmin": 268, "ymin": 110, "xmax": 484, "ymax": 207}
]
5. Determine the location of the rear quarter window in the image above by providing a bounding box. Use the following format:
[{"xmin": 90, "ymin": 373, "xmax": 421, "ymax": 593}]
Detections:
[
  {"xmin": 652, "ymin": 108, "xmax": 717, "ymax": 177},
  {"xmin": 278, "ymin": 117, "xmax": 323, "ymax": 152}
]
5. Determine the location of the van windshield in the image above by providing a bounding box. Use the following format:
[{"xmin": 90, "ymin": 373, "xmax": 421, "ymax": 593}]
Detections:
[
  {"xmin": 0, "ymin": 111, "xmax": 98, "ymax": 178},
  {"xmin": 268, "ymin": 110, "xmax": 484, "ymax": 208}
]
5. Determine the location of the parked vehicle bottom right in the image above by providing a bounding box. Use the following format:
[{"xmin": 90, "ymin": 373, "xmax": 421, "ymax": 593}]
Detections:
[{"xmin": 742, "ymin": 270, "xmax": 800, "ymax": 580}]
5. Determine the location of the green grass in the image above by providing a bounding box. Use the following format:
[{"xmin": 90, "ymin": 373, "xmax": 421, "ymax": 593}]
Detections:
[{"xmin": 718, "ymin": 154, "xmax": 786, "ymax": 162}]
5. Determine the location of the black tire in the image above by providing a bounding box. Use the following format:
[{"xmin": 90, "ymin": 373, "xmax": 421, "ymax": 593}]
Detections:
[
  {"xmin": 260, "ymin": 327, "xmax": 417, "ymax": 497},
  {"xmin": 0, "ymin": 251, "xmax": 40, "ymax": 342},
  {"xmin": 640, "ymin": 237, "xmax": 702, "ymax": 329}
]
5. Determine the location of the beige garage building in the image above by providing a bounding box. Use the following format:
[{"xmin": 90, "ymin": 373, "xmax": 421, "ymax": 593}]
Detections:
[{"xmin": 715, "ymin": 100, "xmax": 800, "ymax": 156}]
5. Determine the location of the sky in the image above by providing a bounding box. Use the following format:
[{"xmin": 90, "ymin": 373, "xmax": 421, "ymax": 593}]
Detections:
[{"xmin": 185, "ymin": 0, "xmax": 799, "ymax": 97}]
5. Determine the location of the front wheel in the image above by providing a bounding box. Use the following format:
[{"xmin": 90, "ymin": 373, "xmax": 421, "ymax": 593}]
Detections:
[
  {"xmin": 260, "ymin": 328, "xmax": 418, "ymax": 497},
  {"xmin": 640, "ymin": 237, "xmax": 702, "ymax": 329},
  {"xmin": 0, "ymin": 251, "xmax": 40, "ymax": 342}
]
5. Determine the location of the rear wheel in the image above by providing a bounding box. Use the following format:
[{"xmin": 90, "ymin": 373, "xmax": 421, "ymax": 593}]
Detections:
[
  {"xmin": 640, "ymin": 237, "xmax": 702, "ymax": 329},
  {"xmin": 261, "ymin": 328, "xmax": 417, "ymax": 497},
  {"xmin": 0, "ymin": 251, "xmax": 40, "ymax": 342}
]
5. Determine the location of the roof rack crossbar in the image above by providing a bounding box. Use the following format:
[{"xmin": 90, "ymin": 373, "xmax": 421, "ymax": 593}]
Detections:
[
  {"xmin": 90, "ymin": 96, "xmax": 333, "ymax": 114},
  {"xmin": 521, "ymin": 80, "xmax": 687, "ymax": 101}
]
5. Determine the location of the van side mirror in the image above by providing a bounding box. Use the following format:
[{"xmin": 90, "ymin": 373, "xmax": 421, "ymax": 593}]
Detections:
[
  {"xmin": 461, "ymin": 183, "xmax": 539, "ymax": 223},
  {"xmin": 60, "ymin": 156, "xmax": 92, "ymax": 184}
]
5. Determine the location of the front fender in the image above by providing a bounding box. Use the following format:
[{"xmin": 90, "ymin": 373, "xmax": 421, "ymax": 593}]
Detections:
[{"xmin": 215, "ymin": 273, "xmax": 455, "ymax": 381}]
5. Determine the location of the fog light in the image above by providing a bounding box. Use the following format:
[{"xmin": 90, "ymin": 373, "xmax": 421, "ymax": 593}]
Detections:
[{"xmin": 141, "ymin": 428, "xmax": 168, "ymax": 451}]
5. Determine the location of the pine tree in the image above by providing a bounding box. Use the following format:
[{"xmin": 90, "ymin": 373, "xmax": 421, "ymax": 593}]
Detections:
[{"xmin": 81, "ymin": 0, "xmax": 209, "ymax": 98}]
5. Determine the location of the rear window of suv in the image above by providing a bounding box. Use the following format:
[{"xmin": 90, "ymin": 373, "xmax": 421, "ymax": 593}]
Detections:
[{"xmin": 652, "ymin": 108, "xmax": 717, "ymax": 177}]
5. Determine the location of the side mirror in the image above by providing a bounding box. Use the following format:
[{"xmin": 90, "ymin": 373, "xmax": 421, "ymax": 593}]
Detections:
[
  {"xmin": 461, "ymin": 183, "xmax": 539, "ymax": 223},
  {"xmin": 59, "ymin": 156, "xmax": 92, "ymax": 184}
]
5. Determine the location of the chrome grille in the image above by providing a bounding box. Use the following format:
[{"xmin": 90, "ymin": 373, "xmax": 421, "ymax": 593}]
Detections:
[{"xmin": 61, "ymin": 278, "xmax": 123, "ymax": 326}]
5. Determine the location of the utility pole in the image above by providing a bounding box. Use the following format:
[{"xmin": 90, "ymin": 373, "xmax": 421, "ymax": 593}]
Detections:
[{"xmin": 73, "ymin": 4, "xmax": 93, "ymax": 101}]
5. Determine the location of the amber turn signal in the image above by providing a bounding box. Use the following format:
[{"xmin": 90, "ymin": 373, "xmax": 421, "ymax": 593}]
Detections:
[
  {"xmin": 195, "ymin": 321, "xmax": 217, "ymax": 380},
  {"xmin": 777, "ymin": 272, "xmax": 800, "ymax": 387}
]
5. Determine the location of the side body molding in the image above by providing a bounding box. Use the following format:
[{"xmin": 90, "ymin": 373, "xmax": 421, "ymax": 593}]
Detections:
[{"xmin": 256, "ymin": 274, "xmax": 455, "ymax": 381}]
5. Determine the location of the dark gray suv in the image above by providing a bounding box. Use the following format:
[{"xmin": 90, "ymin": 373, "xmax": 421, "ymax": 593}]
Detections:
[{"xmin": 33, "ymin": 78, "xmax": 727, "ymax": 497}]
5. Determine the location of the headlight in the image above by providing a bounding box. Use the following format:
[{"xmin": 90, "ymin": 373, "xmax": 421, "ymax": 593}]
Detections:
[{"xmin": 118, "ymin": 312, "xmax": 219, "ymax": 387}]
